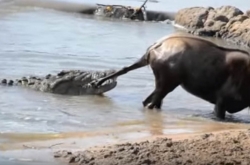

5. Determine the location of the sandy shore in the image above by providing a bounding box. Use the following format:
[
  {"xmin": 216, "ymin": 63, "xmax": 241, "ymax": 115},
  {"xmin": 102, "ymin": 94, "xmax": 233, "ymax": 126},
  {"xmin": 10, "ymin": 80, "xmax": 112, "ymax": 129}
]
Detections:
[
  {"xmin": 53, "ymin": 129, "xmax": 250, "ymax": 165},
  {"xmin": 0, "ymin": 120, "xmax": 250, "ymax": 165}
]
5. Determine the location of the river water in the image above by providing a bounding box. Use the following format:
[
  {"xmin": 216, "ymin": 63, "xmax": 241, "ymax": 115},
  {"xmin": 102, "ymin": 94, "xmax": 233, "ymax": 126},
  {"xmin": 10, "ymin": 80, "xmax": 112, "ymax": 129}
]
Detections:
[{"xmin": 0, "ymin": 0, "xmax": 250, "ymax": 164}]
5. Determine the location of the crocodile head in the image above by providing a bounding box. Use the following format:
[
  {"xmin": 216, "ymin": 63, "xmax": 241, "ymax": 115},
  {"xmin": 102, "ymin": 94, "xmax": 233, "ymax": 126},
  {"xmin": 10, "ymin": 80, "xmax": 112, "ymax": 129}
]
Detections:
[{"xmin": 49, "ymin": 69, "xmax": 118, "ymax": 95}]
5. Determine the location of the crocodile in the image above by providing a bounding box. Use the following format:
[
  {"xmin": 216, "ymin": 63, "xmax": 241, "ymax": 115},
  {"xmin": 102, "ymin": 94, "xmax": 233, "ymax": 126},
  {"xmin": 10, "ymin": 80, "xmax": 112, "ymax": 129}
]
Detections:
[{"xmin": 1, "ymin": 69, "xmax": 117, "ymax": 95}]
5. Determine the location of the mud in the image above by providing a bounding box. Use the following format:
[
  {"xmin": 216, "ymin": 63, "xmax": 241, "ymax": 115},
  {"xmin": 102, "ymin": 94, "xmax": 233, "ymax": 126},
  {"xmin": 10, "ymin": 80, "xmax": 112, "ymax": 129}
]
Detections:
[{"xmin": 54, "ymin": 129, "xmax": 250, "ymax": 165}]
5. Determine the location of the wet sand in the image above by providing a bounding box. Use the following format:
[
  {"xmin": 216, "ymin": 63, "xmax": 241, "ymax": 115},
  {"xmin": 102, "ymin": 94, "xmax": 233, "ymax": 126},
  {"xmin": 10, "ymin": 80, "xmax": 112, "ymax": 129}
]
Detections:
[
  {"xmin": 1, "ymin": 121, "xmax": 250, "ymax": 165},
  {"xmin": 3, "ymin": 127, "xmax": 250, "ymax": 165},
  {"xmin": 53, "ymin": 129, "xmax": 250, "ymax": 165}
]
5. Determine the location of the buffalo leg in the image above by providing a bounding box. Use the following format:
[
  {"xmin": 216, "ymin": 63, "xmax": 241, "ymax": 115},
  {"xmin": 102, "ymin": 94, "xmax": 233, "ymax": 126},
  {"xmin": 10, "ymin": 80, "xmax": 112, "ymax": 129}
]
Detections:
[
  {"xmin": 143, "ymin": 91, "xmax": 155, "ymax": 107},
  {"xmin": 214, "ymin": 98, "xmax": 226, "ymax": 120},
  {"xmin": 143, "ymin": 70, "xmax": 161, "ymax": 107},
  {"xmin": 146, "ymin": 74, "xmax": 179, "ymax": 109},
  {"xmin": 214, "ymin": 77, "xmax": 241, "ymax": 119}
]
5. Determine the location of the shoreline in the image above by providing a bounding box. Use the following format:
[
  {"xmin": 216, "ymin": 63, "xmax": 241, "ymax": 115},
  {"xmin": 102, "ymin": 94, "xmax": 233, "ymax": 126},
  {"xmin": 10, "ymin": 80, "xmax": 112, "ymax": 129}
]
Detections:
[
  {"xmin": 0, "ymin": 120, "xmax": 250, "ymax": 164},
  {"xmin": 53, "ymin": 128, "xmax": 250, "ymax": 165},
  {"xmin": 1, "ymin": 128, "xmax": 250, "ymax": 164}
]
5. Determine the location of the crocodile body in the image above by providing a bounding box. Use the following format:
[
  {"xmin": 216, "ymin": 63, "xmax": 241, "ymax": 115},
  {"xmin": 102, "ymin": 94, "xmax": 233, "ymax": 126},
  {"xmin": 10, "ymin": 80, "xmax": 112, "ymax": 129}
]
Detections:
[{"xmin": 1, "ymin": 69, "xmax": 117, "ymax": 95}]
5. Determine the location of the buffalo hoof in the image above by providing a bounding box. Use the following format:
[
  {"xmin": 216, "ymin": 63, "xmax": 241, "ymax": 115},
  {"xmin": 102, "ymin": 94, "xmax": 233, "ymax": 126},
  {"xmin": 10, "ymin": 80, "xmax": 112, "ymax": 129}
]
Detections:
[
  {"xmin": 145, "ymin": 102, "xmax": 161, "ymax": 109},
  {"xmin": 142, "ymin": 100, "xmax": 149, "ymax": 107},
  {"xmin": 213, "ymin": 105, "xmax": 226, "ymax": 120},
  {"xmin": 213, "ymin": 110, "xmax": 226, "ymax": 120}
]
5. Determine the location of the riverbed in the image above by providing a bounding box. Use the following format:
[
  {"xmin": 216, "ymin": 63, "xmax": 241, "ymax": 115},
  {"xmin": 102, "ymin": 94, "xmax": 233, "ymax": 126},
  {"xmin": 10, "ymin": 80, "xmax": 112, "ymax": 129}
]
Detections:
[{"xmin": 1, "ymin": 0, "xmax": 250, "ymax": 164}]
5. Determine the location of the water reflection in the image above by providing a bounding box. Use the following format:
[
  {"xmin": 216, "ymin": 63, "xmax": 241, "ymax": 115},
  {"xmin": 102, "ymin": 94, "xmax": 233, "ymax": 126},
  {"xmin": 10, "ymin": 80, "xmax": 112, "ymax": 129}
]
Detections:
[{"xmin": 143, "ymin": 110, "xmax": 165, "ymax": 135}]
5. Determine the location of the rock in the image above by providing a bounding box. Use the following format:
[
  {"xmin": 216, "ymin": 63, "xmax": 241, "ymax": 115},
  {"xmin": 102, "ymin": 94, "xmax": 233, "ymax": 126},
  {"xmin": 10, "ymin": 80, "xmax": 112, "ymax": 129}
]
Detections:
[
  {"xmin": 225, "ymin": 18, "xmax": 250, "ymax": 46},
  {"xmin": 246, "ymin": 10, "xmax": 250, "ymax": 17},
  {"xmin": 175, "ymin": 7, "xmax": 210, "ymax": 29},
  {"xmin": 174, "ymin": 5, "xmax": 250, "ymax": 48},
  {"xmin": 215, "ymin": 6, "xmax": 243, "ymax": 20}
]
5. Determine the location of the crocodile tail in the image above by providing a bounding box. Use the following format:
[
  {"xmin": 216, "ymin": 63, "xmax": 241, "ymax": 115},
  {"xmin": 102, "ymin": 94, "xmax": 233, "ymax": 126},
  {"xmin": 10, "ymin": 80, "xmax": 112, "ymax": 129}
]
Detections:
[{"xmin": 1, "ymin": 79, "xmax": 15, "ymax": 86}]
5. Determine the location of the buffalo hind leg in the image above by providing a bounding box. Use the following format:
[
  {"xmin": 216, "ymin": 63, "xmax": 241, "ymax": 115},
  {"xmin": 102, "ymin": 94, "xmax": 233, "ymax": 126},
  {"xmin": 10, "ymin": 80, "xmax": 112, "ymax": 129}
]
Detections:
[
  {"xmin": 146, "ymin": 84, "xmax": 178, "ymax": 109},
  {"xmin": 142, "ymin": 70, "xmax": 161, "ymax": 107},
  {"xmin": 143, "ymin": 91, "xmax": 155, "ymax": 107},
  {"xmin": 146, "ymin": 74, "xmax": 179, "ymax": 109}
]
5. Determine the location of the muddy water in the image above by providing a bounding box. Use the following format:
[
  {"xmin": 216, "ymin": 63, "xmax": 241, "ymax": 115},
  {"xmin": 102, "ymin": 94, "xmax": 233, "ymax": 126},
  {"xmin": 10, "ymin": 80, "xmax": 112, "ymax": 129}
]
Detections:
[{"xmin": 1, "ymin": 0, "xmax": 250, "ymax": 164}]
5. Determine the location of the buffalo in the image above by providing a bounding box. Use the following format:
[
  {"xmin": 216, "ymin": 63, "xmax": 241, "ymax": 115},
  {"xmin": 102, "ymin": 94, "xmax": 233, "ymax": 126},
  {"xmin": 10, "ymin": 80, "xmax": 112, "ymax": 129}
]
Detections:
[{"xmin": 92, "ymin": 33, "xmax": 250, "ymax": 120}]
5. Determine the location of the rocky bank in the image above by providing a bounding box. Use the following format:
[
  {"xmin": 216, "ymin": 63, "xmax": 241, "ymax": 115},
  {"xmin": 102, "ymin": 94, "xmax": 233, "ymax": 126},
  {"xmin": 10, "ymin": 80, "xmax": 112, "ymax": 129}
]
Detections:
[
  {"xmin": 54, "ymin": 129, "xmax": 250, "ymax": 165},
  {"xmin": 174, "ymin": 6, "xmax": 250, "ymax": 48}
]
